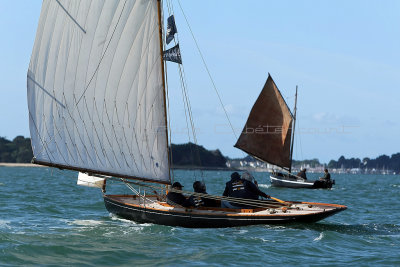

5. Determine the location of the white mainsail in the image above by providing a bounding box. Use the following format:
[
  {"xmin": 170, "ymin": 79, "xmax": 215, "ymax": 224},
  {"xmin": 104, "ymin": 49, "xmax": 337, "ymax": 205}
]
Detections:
[{"xmin": 27, "ymin": 0, "xmax": 170, "ymax": 183}]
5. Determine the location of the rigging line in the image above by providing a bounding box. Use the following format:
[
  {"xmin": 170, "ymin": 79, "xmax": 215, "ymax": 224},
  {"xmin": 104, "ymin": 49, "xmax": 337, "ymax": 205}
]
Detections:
[
  {"xmin": 178, "ymin": 69, "xmax": 197, "ymax": 169},
  {"xmin": 161, "ymin": 3, "xmax": 175, "ymax": 182},
  {"xmin": 122, "ymin": 179, "xmax": 157, "ymax": 204},
  {"xmin": 171, "ymin": 29, "xmax": 203, "ymax": 172},
  {"xmin": 180, "ymin": 71, "xmax": 205, "ymax": 179},
  {"xmin": 177, "ymin": 54, "xmax": 207, "ymax": 177},
  {"xmin": 106, "ymin": 178, "xmax": 288, "ymax": 207},
  {"xmin": 177, "ymin": 0, "xmax": 238, "ymax": 140},
  {"xmin": 166, "ymin": 1, "xmax": 204, "ymax": 174},
  {"xmin": 158, "ymin": 0, "xmax": 173, "ymax": 183},
  {"xmin": 296, "ymin": 114, "xmax": 304, "ymax": 161},
  {"xmin": 168, "ymin": 189, "xmax": 286, "ymax": 208},
  {"xmin": 164, "ymin": 1, "xmax": 202, "ymax": 177},
  {"xmin": 178, "ymin": 66, "xmax": 202, "ymax": 172},
  {"xmin": 164, "ymin": 62, "xmax": 175, "ymax": 182},
  {"xmin": 104, "ymin": 177, "xmax": 283, "ymax": 208},
  {"xmin": 76, "ymin": 0, "xmax": 128, "ymax": 105}
]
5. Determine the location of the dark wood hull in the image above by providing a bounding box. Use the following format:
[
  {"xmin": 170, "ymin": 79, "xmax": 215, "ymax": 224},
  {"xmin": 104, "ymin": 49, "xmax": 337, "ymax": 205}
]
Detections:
[{"xmin": 103, "ymin": 195, "xmax": 346, "ymax": 228}]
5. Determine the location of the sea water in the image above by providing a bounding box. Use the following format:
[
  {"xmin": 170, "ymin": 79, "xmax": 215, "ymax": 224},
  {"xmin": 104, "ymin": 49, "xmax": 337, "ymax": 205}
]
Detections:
[{"xmin": 0, "ymin": 167, "xmax": 399, "ymax": 266}]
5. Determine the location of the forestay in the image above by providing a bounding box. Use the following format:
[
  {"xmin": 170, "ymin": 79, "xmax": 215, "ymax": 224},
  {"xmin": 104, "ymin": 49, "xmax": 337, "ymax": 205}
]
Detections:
[
  {"xmin": 27, "ymin": 0, "xmax": 170, "ymax": 183},
  {"xmin": 235, "ymin": 74, "xmax": 293, "ymax": 169}
]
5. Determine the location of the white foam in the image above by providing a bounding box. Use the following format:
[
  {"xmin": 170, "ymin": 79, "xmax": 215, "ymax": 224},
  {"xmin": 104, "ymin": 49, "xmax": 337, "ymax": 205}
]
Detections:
[
  {"xmin": 69, "ymin": 219, "xmax": 103, "ymax": 226},
  {"xmin": 314, "ymin": 232, "xmax": 324, "ymax": 241},
  {"xmin": 258, "ymin": 184, "xmax": 271, "ymax": 189},
  {"xmin": 251, "ymin": 236, "xmax": 274, "ymax": 243},
  {"xmin": 109, "ymin": 214, "xmax": 153, "ymax": 227},
  {"xmin": 0, "ymin": 220, "xmax": 11, "ymax": 229}
]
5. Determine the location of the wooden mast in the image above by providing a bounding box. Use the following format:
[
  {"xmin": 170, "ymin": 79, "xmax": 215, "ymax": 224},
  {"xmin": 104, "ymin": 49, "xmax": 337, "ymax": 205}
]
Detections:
[
  {"xmin": 157, "ymin": 0, "xmax": 172, "ymax": 183},
  {"xmin": 289, "ymin": 86, "xmax": 298, "ymax": 173}
]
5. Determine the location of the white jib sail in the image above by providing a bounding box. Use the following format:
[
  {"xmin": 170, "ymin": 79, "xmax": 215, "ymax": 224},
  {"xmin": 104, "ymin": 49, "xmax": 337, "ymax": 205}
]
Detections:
[
  {"xmin": 27, "ymin": 0, "xmax": 170, "ymax": 183},
  {"xmin": 77, "ymin": 172, "xmax": 105, "ymax": 189}
]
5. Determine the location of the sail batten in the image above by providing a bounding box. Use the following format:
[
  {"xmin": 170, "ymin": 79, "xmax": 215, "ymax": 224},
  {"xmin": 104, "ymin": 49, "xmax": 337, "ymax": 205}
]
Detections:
[
  {"xmin": 235, "ymin": 75, "xmax": 293, "ymax": 169},
  {"xmin": 28, "ymin": 0, "xmax": 170, "ymax": 183}
]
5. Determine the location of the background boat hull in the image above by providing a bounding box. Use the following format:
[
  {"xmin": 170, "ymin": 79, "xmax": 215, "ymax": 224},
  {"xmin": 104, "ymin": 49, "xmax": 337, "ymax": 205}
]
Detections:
[{"xmin": 270, "ymin": 175, "xmax": 334, "ymax": 189}]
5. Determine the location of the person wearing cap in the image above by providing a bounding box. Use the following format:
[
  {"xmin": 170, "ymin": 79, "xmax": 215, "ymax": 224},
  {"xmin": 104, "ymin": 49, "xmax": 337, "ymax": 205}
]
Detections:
[
  {"xmin": 188, "ymin": 181, "xmax": 219, "ymax": 208},
  {"xmin": 297, "ymin": 168, "xmax": 307, "ymax": 180},
  {"xmin": 166, "ymin": 182, "xmax": 191, "ymax": 207}
]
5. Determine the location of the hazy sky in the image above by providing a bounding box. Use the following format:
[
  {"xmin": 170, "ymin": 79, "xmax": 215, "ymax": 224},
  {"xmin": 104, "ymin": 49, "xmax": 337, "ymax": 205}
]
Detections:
[{"xmin": 1, "ymin": 1, "xmax": 399, "ymax": 163}]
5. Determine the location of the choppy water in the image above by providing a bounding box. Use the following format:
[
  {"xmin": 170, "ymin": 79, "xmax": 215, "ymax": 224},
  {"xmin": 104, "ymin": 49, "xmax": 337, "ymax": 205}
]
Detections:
[{"xmin": 1, "ymin": 167, "xmax": 399, "ymax": 266}]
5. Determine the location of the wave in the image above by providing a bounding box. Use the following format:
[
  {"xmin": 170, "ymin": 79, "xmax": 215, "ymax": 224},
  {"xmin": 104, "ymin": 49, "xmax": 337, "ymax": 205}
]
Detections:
[
  {"xmin": 0, "ymin": 220, "xmax": 11, "ymax": 229},
  {"xmin": 258, "ymin": 184, "xmax": 271, "ymax": 189},
  {"xmin": 68, "ymin": 219, "xmax": 103, "ymax": 227},
  {"xmin": 314, "ymin": 232, "xmax": 324, "ymax": 241},
  {"xmin": 285, "ymin": 222, "xmax": 400, "ymax": 236}
]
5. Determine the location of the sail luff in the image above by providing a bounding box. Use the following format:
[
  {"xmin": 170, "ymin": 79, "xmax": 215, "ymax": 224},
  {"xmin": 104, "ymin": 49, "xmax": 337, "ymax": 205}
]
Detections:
[
  {"xmin": 235, "ymin": 74, "xmax": 293, "ymax": 169},
  {"xmin": 157, "ymin": 0, "xmax": 172, "ymax": 183}
]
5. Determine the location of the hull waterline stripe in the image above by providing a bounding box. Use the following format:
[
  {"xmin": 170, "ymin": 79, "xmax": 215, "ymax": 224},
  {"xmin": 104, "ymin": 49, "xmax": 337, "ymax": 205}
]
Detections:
[{"xmin": 270, "ymin": 176, "xmax": 314, "ymax": 185}]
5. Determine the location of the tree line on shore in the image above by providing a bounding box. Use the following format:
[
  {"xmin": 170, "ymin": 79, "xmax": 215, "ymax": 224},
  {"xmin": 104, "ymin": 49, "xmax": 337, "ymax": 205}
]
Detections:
[
  {"xmin": 0, "ymin": 137, "xmax": 227, "ymax": 168},
  {"xmin": 291, "ymin": 155, "xmax": 400, "ymax": 173},
  {"xmin": 1, "ymin": 136, "xmax": 399, "ymax": 172},
  {"xmin": 0, "ymin": 136, "xmax": 33, "ymax": 163},
  {"xmin": 327, "ymin": 155, "xmax": 400, "ymax": 173}
]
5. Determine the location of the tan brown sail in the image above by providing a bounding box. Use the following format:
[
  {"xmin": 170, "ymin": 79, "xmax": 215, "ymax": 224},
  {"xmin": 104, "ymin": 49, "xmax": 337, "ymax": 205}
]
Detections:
[{"xmin": 235, "ymin": 74, "xmax": 293, "ymax": 169}]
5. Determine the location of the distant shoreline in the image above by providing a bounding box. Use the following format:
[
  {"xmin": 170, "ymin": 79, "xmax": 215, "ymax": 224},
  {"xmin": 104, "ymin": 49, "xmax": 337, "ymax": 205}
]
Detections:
[{"xmin": 0, "ymin": 163, "xmax": 44, "ymax": 167}]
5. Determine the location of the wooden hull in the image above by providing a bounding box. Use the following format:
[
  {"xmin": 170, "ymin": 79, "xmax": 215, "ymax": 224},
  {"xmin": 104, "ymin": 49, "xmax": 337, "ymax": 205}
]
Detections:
[
  {"xmin": 270, "ymin": 175, "xmax": 334, "ymax": 189},
  {"xmin": 103, "ymin": 195, "xmax": 346, "ymax": 228}
]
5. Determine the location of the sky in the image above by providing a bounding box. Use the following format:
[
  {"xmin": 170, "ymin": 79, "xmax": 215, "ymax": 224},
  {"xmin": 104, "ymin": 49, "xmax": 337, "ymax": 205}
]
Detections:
[{"xmin": 1, "ymin": 1, "xmax": 399, "ymax": 163}]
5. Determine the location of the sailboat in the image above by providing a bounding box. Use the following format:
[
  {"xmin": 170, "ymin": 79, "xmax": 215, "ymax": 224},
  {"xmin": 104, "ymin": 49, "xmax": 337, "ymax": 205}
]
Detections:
[
  {"xmin": 235, "ymin": 75, "xmax": 335, "ymax": 189},
  {"xmin": 27, "ymin": 0, "xmax": 345, "ymax": 228}
]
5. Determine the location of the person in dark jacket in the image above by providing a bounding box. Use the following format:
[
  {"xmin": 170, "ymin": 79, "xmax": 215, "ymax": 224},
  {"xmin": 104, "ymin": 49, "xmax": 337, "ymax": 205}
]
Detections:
[
  {"xmin": 221, "ymin": 172, "xmax": 270, "ymax": 208},
  {"xmin": 166, "ymin": 182, "xmax": 191, "ymax": 207},
  {"xmin": 222, "ymin": 172, "xmax": 241, "ymax": 197},
  {"xmin": 319, "ymin": 169, "xmax": 331, "ymax": 181},
  {"xmin": 297, "ymin": 168, "xmax": 307, "ymax": 180},
  {"xmin": 188, "ymin": 181, "xmax": 219, "ymax": 208}
]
